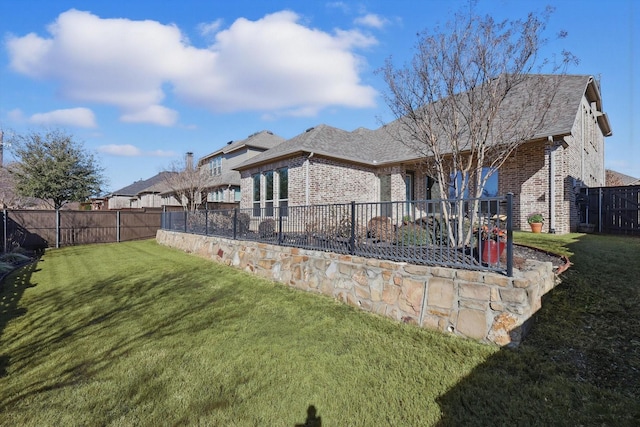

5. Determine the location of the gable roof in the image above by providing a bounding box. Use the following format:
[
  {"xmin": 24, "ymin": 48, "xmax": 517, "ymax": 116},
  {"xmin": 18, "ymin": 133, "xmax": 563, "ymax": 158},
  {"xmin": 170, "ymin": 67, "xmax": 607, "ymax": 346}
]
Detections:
[
  {"xmin": 107, "ymin": 171, "xmax": 176, "ymax": 197},
  {"xmin": 198, "ymin": 130, "xmax": 285, "ymax": 166},
  {"xmin": 235, "ymin": 74, "xmax": 612, "ymax": 171},
  {"xmin": 606, "ymin": 169, "xmax": 639, "ymax": 186}
]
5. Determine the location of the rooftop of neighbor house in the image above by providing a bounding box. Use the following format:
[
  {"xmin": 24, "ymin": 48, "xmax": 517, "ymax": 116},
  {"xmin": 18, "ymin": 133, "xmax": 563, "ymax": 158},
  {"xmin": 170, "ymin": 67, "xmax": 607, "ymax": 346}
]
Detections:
[
  {"xmin": 233, "ymin": 74, "xmax": 612, "ymax": 171},
  {"xmin": 197, "ymin": 130, "xmax": 285, "ymax": 166},
  {"xmin": 606, "ymin": 169, "xmax": 640, "ymax": 186},
  {"xmin": 108, "ymin": 171, "xmax": 176, "ymax": 197}
]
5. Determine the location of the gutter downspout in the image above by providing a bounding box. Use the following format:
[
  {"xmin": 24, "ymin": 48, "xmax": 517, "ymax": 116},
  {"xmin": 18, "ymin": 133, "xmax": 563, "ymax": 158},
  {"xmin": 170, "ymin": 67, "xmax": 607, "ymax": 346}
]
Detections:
[
  {"xmin": 305, "ymin": 152, "xmax": 314, "ymax": 206},
  {"xmin": 548, "ymin": 136, "xmax": 556, "ymax": 234}
]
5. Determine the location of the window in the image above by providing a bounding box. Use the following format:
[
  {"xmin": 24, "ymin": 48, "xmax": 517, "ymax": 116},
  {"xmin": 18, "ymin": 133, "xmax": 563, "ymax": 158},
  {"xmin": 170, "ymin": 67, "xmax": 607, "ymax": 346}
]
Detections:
[
  {"xmin": 425, "ymin": 176, "xmax": 435, "ymax": 200},
  {"xmin": 252, "ymin": 174, "xmax": 261, "ymax": 216},
  {"xmin": 265, "ymin": 171, "xmax": 274, "ymax": 217},
  {"xmin": 405, "ymin": 171, "xmax": 415, "ymax": 214},
  {"xmin": 234, "ymin": 187, "xmax": 241, "ymax": 202},
  {"xmin": 210, "ymin": 156, "xmax": 222, "ymax": 176},
  {"xmin": 278, "ymin": 167, "xmax": 288, "ymax": 217},
  {"xmin": 482, "ymin": 169, "xmax": 499, "ymax": 198},
  {"xmin": 449, "ymin": 168, "xmax": 498, "ymax": 199}
]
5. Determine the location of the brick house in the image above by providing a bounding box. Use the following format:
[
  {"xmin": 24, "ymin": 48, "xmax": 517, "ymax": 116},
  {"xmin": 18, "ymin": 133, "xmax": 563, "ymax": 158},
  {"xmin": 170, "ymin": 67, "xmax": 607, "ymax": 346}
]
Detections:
[
  {"xmin": 195, "ymin": 130, "xmax": 285, "ymax": 209},
  {"xmin": 106, "ymin": 171, "xmax": 179, "ymax": 210},
  {"xmin": 155, "ymin": 130, "xmax": 285, "ymax": 209},
  {"xmin": 235, "ymin": 74, "xmax": 612, "ymax": 234}
]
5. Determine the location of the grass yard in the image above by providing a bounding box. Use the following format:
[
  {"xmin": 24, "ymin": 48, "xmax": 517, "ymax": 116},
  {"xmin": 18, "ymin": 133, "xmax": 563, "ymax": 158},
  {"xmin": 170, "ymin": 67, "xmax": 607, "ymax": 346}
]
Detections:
[{"xmin": 0, "ymin": 234, "xmax": 639, "ymax": 425}]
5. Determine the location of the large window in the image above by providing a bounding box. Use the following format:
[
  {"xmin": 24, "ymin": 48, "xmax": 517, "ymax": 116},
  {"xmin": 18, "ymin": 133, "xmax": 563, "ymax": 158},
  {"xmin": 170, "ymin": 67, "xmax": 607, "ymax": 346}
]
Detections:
[
  {"xmin": 448, "ymin": 168, "xmax": 498, "ymax": 199},
  {"xmin": 252, "ymin": 174, "xmax": 261, "ymax": 216},
  {"xmin": 265, "ymin": 171, "xmax": 274, "ymax": 217},
  {"xmin": 210, "ymin": 156, "xmax": 222, "ymax": 176},
  {"xmin": 278, "ymin": 167, "xmax": 288, "ymax": 217}
]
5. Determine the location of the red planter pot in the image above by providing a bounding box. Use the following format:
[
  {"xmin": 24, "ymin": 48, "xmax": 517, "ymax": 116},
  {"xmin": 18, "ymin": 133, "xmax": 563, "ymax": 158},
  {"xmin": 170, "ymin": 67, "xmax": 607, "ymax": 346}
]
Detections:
[{"xmin": 481, "ymin": 240, "xmax": 506, "ymax": 264}]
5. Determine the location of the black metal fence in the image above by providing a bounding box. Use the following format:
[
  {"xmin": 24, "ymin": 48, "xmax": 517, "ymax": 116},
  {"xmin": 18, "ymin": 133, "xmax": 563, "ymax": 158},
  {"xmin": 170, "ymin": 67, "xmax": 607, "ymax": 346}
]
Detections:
[
  {"xmin": 577, "ymin": 185, "xmax": 640, "ymax": 235},
  {"xmin": 162, "ymin": 195, "xmax": 514, "ymax": 276}
]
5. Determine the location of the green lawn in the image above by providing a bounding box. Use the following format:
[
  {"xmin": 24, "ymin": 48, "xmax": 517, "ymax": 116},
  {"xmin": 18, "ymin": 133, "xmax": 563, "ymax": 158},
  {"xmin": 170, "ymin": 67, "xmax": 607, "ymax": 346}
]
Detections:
[{"xmin": 0, "ymin": 234, "xmax": 638, "ymax": 425}]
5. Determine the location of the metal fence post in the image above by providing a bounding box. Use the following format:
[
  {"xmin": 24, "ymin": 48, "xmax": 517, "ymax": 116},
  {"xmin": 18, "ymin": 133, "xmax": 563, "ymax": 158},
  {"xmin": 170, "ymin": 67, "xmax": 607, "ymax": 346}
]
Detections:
[
  {"xmin": 233, "ymin": 208, "xmax": 238, "ymax": 240},
  {"xmin": 506, "ymin": 193, "xmax": 514, "ymax": 277},
  {"xmin": 349, "ymin": 201, "xmax": 356, "ymax": 255},
  {"xmin": 184, "ymin": 211, "xmax": 188, "ymax": 233},
  {"xmin": 278, "ymin": 209, "xmax": 284, "ymax": 245}
]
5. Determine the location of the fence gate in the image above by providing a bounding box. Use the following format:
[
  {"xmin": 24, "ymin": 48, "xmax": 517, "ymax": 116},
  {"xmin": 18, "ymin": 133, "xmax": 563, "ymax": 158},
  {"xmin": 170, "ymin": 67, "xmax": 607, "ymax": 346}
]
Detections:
[{"xmin": 579, "ymin": 185, "xmax": 640, "ymax": 235}]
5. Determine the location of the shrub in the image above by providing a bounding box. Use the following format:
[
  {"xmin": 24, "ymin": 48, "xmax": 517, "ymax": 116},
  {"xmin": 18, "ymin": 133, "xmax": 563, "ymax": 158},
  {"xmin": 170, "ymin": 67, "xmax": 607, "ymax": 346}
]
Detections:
[
  {"xmin": 396, "ymin": 224, "xmax": 429, "ymax": 246},
  {"xmin": 0, "ymin": 261, "xmax": 14, "ymax": 273},
  {"xmin": 208, "ymin": 212, "xmax": 233, "ymax": 232},
  {"xmin": 0, "ymin": 252, "xmax": 31, "ymax": 265},
  {"xmin": 367, "ymin": 216, "xmax": 395, "ymax": 242},
  {"xmin": 236, "ymin": 212, "xmax": 250, "ymax": 234},
  {"xmin": 258, "ymin": 219, "xmax": 276, "ymax": 238}
]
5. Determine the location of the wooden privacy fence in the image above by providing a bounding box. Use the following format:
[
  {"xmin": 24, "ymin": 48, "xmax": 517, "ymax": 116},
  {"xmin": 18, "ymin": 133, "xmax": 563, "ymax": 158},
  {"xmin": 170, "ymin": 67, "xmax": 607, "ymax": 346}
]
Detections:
[
  {"xmin": 1, "ymin": 209, "xmax": 162, "ymax": 251},
  {"xmin": 577, "ymin": 185, "xmax": 640, "ymax": 235}
]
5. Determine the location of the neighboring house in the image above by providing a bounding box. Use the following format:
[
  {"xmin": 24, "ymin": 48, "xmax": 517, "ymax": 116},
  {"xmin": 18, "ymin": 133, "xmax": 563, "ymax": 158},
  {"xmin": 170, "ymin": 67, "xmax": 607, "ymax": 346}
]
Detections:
[
  {"xmin": 195, "ymin": 130, "xmax": 285, "ymax": 209},
  {"xmin": 235, "ymin": 74, "xmax": 612, "ymax": 234},
  {"xmin": 606, "ymin": 169, "xmax": 639, "ymax": 186},
  {"xmin": 106, "ymin": 172, "xmax": 179, "ymax": 210}
]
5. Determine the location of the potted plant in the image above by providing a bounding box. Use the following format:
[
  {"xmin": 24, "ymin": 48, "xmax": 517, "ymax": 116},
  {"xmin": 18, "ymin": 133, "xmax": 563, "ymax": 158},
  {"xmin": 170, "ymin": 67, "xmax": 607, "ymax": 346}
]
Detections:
[
  {"xmin": 476, "ymin": 225, "xmax": 506, "ymax": 264},
  {"xmin": 527, "ymin": 212, "xmax": 545, "ymax": 233}
]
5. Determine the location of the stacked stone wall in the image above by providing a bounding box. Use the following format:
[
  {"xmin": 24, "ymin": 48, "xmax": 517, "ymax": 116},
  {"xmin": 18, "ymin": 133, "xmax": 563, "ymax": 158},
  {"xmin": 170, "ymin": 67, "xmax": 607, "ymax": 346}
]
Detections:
[{"xmin": 157, "ymin": 230, "xmax": 557, "ymax": 346}]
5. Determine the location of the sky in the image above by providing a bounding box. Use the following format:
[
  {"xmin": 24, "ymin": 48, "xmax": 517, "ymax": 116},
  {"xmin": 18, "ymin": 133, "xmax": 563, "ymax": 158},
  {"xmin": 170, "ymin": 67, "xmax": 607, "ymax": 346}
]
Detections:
[{"xmin": 1, "ymin": 0, "xmax": 638, "ymax": 193}]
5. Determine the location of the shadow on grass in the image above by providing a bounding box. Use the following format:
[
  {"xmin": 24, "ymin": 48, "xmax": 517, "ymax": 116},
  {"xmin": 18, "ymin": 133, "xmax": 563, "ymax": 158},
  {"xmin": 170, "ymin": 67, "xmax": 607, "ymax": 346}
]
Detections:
[
  {"xmin": 295, "ymin": 405, "xmax": 322, "ymax": 427},
  {"xmin": 0, "ymin": 265, "xmax": 239, "ymax": 410},
  {"xmin": 0, "ymin": 260, "xmax": 40, "ymax": 377},
  {"xmin": 436, "ymin": 234, "xmax": 640, "ymax": 425}
]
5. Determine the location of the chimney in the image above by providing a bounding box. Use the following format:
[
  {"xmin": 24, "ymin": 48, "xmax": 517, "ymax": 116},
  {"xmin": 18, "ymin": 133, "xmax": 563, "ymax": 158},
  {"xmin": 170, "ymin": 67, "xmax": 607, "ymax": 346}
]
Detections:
[{"xmin": 185, "ymin": 151, "xmax": 194, "ymax": 171}]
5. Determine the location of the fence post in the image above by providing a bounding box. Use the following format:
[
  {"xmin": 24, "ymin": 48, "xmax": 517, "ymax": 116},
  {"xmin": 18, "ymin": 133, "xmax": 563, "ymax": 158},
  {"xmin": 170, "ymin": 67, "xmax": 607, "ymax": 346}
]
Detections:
[
  {"xmin": 56, "ymin": 208, "xmax": 60, "ymax": 248},
  {"xmin": 598, "ymin": 187, "xmax": 603, "ymax": 233},
  {"xmin": 349, "ymin": 201, "xmax": 356, "ymax": 255},
  {"xmin": 278, "ymin": 209, "xmax": 284, "ymax": 245},
  {"xmin": 116, "ymin": 211, "xmax": 121, "ymax": 242},
  {"xmin": 506, "ymin": 193, "xmax": 513, "ymax": 277},
  {"xmin": 233, "ymin": 208, "xmax": 238, "ymax": 240}
]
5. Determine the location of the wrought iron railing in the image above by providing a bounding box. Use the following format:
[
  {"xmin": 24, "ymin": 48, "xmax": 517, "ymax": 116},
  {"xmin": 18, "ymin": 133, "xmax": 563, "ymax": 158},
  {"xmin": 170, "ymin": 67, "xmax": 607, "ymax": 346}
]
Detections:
[{"xmin": 161, "ymin": 195, "xmax": 514, "ymax": 276}]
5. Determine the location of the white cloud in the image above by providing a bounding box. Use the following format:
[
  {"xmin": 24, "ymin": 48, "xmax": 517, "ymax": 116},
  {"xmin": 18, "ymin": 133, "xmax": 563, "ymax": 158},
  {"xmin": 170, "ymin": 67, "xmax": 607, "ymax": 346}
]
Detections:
[
  {"xmin": 7, "ymin": 109, "xmax": 25, "ymax": 122},
  {"xmin": 98, "ymin": 144, "xmax": 142, "ymax": 156},
  {"xmin": 198, "ymin": 19, "xmax": 223, "ymax": 37},
  {"xmin": 97, "ymin": 144, "xmax": 177, "ymax": 157},
  {"xmin": 120, "ymin": 105, "xmax": 179, "ymax": 126},
  {"xmin": 28, "ymin": 107, "xmax": 97, "ymax": 128},
  {"xmin": 354, "ymin": 13, "xmax": 389, "ymax": 29},
  {"xmin": 6, "ymin": 9, "xmax": 378, "ymax": 122}
]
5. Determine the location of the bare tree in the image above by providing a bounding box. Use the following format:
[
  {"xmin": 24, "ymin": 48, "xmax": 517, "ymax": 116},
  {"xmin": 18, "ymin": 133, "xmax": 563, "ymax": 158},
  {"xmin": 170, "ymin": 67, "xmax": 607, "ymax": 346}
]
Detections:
[
  {"xmin": 162, "ymin": 152, "xmax": 210, "ymax": 211},
  {"xmin": 605, "ymin": 170, "xmax": 625, "ymax": 187},
  {"xmin": 380, "ymin": 4, "xmax": 576, "ymax": 246}
]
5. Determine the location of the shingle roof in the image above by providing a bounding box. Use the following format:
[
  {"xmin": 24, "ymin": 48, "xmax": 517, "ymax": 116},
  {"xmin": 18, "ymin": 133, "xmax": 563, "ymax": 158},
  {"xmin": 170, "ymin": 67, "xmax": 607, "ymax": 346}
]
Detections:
[
  {"xmin": 198, "ymin": 130, "xmax": 285, "ymax": 165},
  {"xmin": 108, "ymin": 171, "xmax": 177, "ymax": 196},
  {"xmin": 606, "ymin": 169, "xmax": 639, "ymax": 186},
  {"xmin": 235, "ymin": 74, "xmax": 610, "ymax": 170}
]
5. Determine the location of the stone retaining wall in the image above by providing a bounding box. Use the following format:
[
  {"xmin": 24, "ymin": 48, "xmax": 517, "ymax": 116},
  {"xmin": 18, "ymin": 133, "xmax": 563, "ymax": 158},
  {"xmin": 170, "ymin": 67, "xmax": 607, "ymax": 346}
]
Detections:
[{"xmin": 157, "ymin": 230, "xmax": 558, "ymax": 346}]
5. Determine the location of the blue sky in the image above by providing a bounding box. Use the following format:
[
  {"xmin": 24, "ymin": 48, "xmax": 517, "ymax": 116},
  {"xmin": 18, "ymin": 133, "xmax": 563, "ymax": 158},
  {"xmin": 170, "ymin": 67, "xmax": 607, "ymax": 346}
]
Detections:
[{"xmin": 1, "ymin": 0, "xmax": 637, "ymax": 192}]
